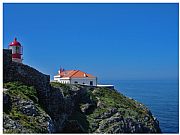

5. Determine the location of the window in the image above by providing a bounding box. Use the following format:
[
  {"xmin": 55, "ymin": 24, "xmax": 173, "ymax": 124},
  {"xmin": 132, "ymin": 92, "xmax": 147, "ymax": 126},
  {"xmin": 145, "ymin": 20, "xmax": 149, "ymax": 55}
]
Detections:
[
  {"xmin": 90, "ymin": 81, "xmax": 93, "ymax": 86},
  {"xmin": 9, "ymin": 46, "xmax": 16, "ymax": 54},
  {"xmin": 16, "ymin": 46, "xmax": 20, "ymax": 53},
  {"xmin": 74, "ymin": 81, "xmax": 78, "ymax": 84}
]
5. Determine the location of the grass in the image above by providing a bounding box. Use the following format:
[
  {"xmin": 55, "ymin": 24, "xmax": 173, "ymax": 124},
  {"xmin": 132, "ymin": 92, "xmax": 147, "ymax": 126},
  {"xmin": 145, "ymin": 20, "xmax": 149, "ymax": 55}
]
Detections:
[
  {"xmin": 4, "ymin": 82, "xmax": 38, "ymax": 103},
  {"xmin": 92, "ymin": 87, "xmax": 147, "ymax": 115},
  {"xmin": 84, "ymin": 87, "xmax": 152, "ymax": 132},
  {"xmin": 50, "ymin": 82, "xmax": 71, "ymax": 96},
  {"xmin": 3, "ymin": 81, "xmax": 48, "ymax": 133},
  {"xmin": 3, "ymin": 82, "xmax": 154, "ymax": 133},
  {"xmin": 7, "ymin": 103, "xmax": 45, "ymax": 133}
]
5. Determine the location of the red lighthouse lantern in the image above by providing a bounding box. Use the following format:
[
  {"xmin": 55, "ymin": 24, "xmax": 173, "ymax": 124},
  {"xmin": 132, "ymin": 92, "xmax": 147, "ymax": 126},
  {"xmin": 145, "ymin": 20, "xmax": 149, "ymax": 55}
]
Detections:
[{"xmin": 9, "ymin": 38, "xmax": 23, "ymax": 63}]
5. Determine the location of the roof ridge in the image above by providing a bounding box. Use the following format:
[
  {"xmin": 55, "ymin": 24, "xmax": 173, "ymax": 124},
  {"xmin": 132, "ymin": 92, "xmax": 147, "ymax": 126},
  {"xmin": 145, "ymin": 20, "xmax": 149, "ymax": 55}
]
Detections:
[
  {"xmin": 60, "ymin": 70, "xmax": 73, "ymax": 77},
  {"xmin": 69, "ymin": 70, "xmax": 79, "ymax": 78}
]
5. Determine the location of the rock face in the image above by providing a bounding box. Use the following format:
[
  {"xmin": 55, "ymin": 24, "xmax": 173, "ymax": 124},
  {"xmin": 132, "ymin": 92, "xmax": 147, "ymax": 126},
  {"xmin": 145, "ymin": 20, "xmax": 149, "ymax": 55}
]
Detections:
[
  {"xmin": 3, "ymin": 83, "xmax": 55, "ymax": 133},
  {"xmin": 3, "ymin": 49, "xmax": 50, "ymax": 107},
  {"xmin": 50, "ymin": 83, "xmax": 161, "ymax": 133},
  {"xmin": 3, "ymin": 49, "xmax": 161, "ymax": 133}
]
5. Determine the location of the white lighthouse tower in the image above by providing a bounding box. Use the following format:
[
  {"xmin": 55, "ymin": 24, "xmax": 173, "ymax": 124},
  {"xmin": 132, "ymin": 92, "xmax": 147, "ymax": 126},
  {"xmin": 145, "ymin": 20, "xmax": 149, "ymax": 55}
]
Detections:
[{"xmin": 8, "ymin": 38, "xmax": 23, "ymax": 63}]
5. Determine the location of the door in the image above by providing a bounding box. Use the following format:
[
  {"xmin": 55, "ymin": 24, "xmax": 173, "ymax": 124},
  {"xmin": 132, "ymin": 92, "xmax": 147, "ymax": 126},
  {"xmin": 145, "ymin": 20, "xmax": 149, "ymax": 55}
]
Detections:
[{"xmin": 90, "ymin": 81, "xmax": 93, "ymax": 86}]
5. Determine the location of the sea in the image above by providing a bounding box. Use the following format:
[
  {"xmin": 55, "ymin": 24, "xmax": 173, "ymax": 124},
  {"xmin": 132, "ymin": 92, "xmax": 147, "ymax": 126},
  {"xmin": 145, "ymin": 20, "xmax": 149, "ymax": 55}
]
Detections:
[{"xmin": 99, "ymin": 79, "xmax": 179, "ymax": 133}]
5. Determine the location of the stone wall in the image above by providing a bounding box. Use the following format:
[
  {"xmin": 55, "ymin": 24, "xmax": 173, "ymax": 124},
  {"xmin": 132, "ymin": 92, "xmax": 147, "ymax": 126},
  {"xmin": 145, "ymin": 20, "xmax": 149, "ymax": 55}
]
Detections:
[
  {"xmin": 3, "ymin": 49, "xmax": 50, "ymax": 106},
  {"xmin": 3, "ymin": 49, "xmax": 12, "ymax": 70}
]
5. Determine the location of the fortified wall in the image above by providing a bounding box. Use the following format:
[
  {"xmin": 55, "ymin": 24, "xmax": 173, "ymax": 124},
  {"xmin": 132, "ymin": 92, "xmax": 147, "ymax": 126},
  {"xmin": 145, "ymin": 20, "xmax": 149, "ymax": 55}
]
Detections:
[{"xmin": 3, "ymin": 49, "xmax": 50, "ymax": 105}]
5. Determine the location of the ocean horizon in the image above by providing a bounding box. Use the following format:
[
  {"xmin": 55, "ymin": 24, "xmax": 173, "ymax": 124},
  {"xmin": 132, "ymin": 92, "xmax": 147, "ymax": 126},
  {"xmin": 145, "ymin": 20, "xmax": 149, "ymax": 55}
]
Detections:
[{"xmin": 99, "ymin": 79, "xmax": 179, "ymax": 133}]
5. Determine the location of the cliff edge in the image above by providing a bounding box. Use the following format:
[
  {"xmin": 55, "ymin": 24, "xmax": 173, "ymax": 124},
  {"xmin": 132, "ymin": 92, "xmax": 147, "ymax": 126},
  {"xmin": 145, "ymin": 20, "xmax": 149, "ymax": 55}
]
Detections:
[{"xmin": 3, "ymin": 49, "xmax": 161, "ymax": 133}]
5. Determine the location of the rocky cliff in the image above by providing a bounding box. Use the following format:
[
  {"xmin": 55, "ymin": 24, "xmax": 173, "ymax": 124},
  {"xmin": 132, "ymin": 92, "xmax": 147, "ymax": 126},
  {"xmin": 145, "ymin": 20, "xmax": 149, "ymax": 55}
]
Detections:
[
  {"xmin": 3, "ymin": 49, "xmax": 161, "ymax": 133},
  {"xmin": 50, "ymin": 82, "xmax": 161, "ymax": 133},
  {"xmin": 3, "ymin": 82, "xmax": 55, "ymax": 133}
]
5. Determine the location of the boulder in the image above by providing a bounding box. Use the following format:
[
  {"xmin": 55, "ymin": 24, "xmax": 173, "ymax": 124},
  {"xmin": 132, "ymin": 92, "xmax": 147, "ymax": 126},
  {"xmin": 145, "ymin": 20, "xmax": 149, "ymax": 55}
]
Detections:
[{"xmin": 18, "ymin": 100, "xmax": 39, "ymax": 116}]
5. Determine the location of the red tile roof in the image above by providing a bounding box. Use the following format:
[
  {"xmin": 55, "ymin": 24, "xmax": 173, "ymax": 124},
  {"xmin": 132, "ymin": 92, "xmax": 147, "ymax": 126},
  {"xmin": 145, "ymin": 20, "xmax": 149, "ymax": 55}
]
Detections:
[{"xmin": 57, "ymin": 70, "xmax": 96, "ymax": 78}]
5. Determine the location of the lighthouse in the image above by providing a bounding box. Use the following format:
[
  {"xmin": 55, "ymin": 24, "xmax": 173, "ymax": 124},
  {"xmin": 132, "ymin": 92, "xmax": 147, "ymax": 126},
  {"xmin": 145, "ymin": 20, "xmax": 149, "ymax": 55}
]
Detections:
[{"xmin": 9, "ymin": 38, "xmax": 23, "ymax": 63}]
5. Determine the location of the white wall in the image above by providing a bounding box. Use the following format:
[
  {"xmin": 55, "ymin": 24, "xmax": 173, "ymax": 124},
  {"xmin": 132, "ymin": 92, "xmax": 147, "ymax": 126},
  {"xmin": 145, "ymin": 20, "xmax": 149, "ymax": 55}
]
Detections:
[
  {"xmin": 54, "ymin": 76, "xmax": 97, "ymax": 86},
  {"xmin": 59, "ymin": 79, "xmax": 70, "ymax": 84},
  {"xmin": 54, "ymin": 76, "xmax": 59, "ymax": 82},
  {"xmin": 54, "ymin": 76, "xmax": 70, "ymax": 84},
  {"xmin": 12, "ymin": 58, "xmax": 22, "ymax": 63},
  {"xmin": 70, "ymin": 78, "xmax": 97, "ymax": 86}
]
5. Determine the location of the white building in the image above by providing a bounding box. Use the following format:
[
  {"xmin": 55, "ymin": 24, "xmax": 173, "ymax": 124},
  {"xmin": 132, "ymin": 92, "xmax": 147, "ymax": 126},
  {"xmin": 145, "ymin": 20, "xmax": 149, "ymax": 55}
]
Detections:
[{"xmin": 54, "ymin": 69, "xmax": 97, "ymax": 86}]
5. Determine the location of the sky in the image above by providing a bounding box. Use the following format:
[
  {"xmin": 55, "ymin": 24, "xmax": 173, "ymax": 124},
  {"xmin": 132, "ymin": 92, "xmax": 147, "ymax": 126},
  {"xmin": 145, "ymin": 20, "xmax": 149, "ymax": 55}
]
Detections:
[{"xmin": 3, "ymin": 3, "xmax": 179, "ymax": 81}]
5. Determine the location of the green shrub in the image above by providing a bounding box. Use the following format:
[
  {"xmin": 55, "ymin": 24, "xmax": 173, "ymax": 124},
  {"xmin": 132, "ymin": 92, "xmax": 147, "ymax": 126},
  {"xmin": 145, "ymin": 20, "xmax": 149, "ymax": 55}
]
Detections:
[
  {"xmin": 50, "ymin": 82, "xmax": 71, "ymax": 96},
  {"xmin": 4, "ymin": 82, "xmax": 38, "ymax": 103}
]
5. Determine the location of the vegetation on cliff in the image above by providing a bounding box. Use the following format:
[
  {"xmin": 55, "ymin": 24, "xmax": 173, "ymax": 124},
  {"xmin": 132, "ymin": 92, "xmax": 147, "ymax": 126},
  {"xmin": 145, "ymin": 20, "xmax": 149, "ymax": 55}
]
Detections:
[
  {"xmin": 3, "ymin": 81, "xmax": 161, "ymax": 133},
  {"xmin": 50, "ymin": 82, "xmax": 161, "ymax": 133},
  {"xmin": 3, "ymin": 82, "xmax": 54, "ymax": 133},
  {"xmin": 3, "ymin": 49, "xmax": 161, "ymax": 133}
]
